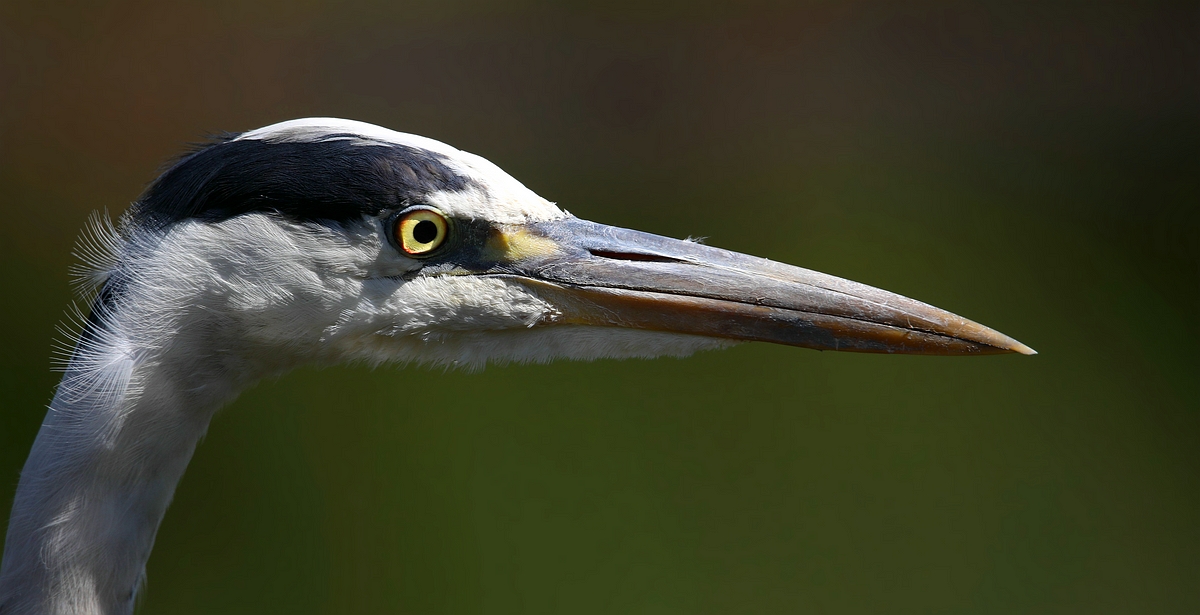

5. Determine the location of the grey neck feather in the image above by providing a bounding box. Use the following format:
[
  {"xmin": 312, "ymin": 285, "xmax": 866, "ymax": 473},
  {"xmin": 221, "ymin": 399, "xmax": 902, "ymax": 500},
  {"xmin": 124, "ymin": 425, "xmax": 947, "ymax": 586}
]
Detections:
[
  {"xmin": 0, "ymin": 213, "xmax": 363, "ymax": 615},
  {"xmin": 0, "ymin": 303, "xmax": 248, "ymax": 615}
]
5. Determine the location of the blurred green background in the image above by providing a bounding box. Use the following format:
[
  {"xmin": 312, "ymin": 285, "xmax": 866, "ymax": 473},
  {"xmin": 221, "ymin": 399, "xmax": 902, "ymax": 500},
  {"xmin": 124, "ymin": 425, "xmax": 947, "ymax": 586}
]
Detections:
[{"xmin": 1, "ymin": 1, "xmax": 1197, "ymax": 613}]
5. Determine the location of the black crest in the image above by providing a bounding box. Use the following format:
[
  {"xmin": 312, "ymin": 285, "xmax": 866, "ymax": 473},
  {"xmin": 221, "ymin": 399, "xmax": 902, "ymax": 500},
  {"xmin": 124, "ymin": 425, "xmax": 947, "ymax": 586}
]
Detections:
[{"xmin": 130, "ymin": 133, "xmax": 471, "ymax": 228}]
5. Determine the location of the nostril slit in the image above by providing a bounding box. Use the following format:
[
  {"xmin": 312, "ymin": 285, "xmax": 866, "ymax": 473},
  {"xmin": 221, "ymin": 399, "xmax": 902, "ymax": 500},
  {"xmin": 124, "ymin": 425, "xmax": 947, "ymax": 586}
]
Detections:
[{"xmin": 588, "ymin": 249, "xmax": 685, "ymax": 264}]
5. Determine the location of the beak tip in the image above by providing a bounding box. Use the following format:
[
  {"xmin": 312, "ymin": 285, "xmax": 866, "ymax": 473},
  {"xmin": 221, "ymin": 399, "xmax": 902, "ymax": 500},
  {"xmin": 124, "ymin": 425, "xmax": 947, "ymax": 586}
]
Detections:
[
  {"xmin": 1012, "ymin": 342, "xmax": 1037, "ymax": 356},
  {"xmin": 961, "ymin": 324, "xmax": 1036, "ymax": 356}
]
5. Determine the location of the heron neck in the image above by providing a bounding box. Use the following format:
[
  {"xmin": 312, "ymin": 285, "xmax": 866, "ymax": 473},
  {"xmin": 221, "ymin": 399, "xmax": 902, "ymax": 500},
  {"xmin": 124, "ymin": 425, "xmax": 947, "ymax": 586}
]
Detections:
[{"xmin": 0, "ymin": 322, "xmax": 249, "ymax": 615}]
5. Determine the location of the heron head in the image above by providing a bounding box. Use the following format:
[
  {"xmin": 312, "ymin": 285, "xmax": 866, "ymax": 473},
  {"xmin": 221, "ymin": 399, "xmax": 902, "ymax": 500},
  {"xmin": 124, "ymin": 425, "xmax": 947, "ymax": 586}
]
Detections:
[{"xmin": 104, "ymin": 117, "xmax": 1031, "ymax": 376}]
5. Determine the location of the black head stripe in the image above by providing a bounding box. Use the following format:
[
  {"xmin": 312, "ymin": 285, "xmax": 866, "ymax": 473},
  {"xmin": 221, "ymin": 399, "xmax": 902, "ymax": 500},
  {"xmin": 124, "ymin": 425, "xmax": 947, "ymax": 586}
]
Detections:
[{"xmin": 130, "ymin": 135, "xmax": 471, "ymax": 228}]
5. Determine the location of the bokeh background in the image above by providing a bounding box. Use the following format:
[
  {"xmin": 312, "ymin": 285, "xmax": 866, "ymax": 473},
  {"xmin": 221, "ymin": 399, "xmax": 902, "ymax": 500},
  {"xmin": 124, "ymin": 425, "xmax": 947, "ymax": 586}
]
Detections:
[{"xmin": 1, "ymin": 1, "xmax": 1197, "ymax": 613}]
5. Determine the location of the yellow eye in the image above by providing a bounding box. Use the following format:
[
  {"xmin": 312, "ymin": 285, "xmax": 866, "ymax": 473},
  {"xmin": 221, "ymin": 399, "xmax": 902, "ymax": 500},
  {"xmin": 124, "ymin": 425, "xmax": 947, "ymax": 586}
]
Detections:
[{"xmin": 394, "ymin": 208, "xmax": 449, "ymax": 256}]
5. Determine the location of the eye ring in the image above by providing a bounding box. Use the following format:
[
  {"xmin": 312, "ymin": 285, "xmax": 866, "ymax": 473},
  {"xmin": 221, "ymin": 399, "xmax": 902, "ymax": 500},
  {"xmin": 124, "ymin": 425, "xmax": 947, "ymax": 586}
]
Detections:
[{"xmin": 392, "ymin": 207, "xmax": 449, "ymax": 257}]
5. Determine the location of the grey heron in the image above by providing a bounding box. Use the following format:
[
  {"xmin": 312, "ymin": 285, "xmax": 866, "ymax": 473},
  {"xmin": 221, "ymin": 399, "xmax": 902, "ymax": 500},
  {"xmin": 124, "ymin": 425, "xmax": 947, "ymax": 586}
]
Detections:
[{"xmin": 0, "ymin": 118, "xmax": 1033, "ymax": 614}]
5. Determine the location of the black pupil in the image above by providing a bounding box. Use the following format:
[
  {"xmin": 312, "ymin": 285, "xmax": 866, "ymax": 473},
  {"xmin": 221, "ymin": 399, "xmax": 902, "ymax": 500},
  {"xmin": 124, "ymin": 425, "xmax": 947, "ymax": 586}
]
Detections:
[{"xmin": 412, "ymin": 219, "xmax": 439, "ymax": 244}]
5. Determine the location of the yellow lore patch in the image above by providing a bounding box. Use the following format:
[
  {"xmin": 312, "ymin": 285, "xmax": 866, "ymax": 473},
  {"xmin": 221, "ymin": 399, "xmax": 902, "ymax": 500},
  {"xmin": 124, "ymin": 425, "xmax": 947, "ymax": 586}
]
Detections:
[{"xmin": 485, "ymin": 227, "xmax": 562, "ymax": 262}]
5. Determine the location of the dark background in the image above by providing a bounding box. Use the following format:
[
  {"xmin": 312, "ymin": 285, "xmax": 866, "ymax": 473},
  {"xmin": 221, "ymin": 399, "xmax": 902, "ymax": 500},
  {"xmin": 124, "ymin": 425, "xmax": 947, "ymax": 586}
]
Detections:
[{"xmin": 1, "ymin": 1, "xmax": 1197, "ymax": 613}]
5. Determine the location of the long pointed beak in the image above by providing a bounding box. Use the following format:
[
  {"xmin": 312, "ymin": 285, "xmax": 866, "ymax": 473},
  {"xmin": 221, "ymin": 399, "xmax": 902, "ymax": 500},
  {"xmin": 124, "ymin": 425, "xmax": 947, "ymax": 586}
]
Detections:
[{"xmin": 488, "ymin": 217, "xmax": 1034, "ymax": 356}]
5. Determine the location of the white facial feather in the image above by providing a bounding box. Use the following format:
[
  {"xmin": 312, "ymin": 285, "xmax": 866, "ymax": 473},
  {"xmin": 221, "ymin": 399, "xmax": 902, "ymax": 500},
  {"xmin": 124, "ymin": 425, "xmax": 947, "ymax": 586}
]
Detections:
[
  {"xmin": 117, "ymin": 211, "xmax": 720, "ymax": 375},
  {"xmin": 68, "ymin": 209, "xmax": 122, "ymax": 297}
]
